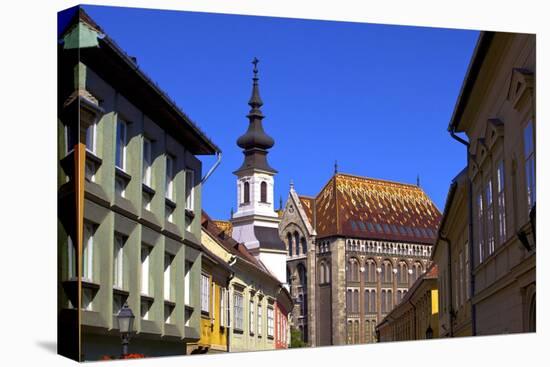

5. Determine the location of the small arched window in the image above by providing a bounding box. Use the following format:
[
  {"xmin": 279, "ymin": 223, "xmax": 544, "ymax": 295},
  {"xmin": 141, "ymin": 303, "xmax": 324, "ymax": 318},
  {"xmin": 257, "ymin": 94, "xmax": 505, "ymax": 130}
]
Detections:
[
  {"xmin": 382, "ymin": 260, "xmax": 392, "ymax": 283},
  {"xmin": 398, "ymin": 261, "xmax": 408, "ymax": 285},
  {"xmin": 243, "ymin": 181, "xmax": 250, "ymax": 203},
  {"xmin": 365, "ymin": 259, "xmax": 376, "ymax": 283},
  {"xmin": 319, "ymin": 262, "xmax": 326, "ymax": 284},
  {"xmin": 301, "ymin": 237, "xmax": 307, "ymax": 254},
  {"xmin": 294, "ymin": 232, "xmax": 301, "ymax": 255},
  {"xmin": 287, "ymin": 233, "xmax": 293, "ymax": 257},
  {"xmin": 347, "ymin": 258, "xmax": 359, "ymax": 282},
  {"xmin": 260, "ymin": 181, "xmax": 267, "ymax": 203},
  {"xmin": 324, "ymin": 262, "xmax": 330, "ymax": 284}
]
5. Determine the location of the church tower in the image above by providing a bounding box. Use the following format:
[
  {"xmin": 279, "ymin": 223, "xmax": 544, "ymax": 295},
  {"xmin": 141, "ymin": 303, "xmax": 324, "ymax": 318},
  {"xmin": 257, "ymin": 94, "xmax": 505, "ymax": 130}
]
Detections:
[{"xmin": 231, "ymin": 58, "xmax": 287, "ymax": 285}]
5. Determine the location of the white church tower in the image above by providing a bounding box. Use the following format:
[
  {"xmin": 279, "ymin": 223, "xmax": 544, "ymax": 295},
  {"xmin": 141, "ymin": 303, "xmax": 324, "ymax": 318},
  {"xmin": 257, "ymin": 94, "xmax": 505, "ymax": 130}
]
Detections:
[{"xmin": 231, "ymin": 58, "xmax": 287, "ymax": 285}]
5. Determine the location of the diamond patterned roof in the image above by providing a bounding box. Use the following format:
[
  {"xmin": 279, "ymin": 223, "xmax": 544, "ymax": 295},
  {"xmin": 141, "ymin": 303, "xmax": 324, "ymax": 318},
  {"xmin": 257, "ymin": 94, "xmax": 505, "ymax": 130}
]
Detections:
[{"xmin": 303, "ymin": 173, "xmax": 441, "ymax": 244}]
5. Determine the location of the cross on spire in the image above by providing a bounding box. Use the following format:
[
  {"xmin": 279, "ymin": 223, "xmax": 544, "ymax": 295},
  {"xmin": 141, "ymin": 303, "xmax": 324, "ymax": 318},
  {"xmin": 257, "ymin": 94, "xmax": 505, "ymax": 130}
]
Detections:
[
  {"xmin": 334, "ymin": 160, "xmax": 339, "ymax": 175},
  {"xmin": 252, "ymin": 57, "xmax": 259, "ymax": 78}
]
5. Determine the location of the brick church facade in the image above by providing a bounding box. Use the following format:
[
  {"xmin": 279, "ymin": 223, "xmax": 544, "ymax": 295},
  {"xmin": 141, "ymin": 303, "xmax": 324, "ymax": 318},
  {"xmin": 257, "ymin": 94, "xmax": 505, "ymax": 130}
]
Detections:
[{"xmin": 279, "ymin": 172, "xmax": 441, "ymax": 346}]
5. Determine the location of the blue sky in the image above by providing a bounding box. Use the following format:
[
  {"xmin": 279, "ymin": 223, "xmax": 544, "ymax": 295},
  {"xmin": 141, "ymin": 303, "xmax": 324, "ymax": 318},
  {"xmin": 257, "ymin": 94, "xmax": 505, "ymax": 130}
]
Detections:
[{"xmin": 81, "ymin": 5, "xmax": 478, "ymax": 220}]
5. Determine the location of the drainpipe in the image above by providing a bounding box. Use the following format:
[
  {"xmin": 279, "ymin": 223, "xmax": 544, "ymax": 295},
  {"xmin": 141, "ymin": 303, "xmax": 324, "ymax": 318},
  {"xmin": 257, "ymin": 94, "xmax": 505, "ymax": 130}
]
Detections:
[
  {"xmin": 407, "ymin": 299, "xmax": 417, "ymax": 340},
  {"xmin": 449, "ymin": 129, "xmax": 476, "ymax": 336},
  {"xmin": 226, "ymin": 260, "xmax": 236, "ymax": 353},
  {"xmin": 201, "ymin": 151, "xmax": 222, "ymax": 185},
  {"xmin": 439, "ymin": 236, "xmax": 454, "ymax": 337}
]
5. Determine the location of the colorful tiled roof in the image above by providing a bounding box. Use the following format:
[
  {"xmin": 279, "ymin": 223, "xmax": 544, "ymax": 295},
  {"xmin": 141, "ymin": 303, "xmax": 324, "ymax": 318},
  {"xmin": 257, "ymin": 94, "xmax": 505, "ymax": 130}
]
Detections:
[
  {"xmin": 212, "ymin": 220, "xmax": 233, "ymax": 237},
  {"xmin": 300, "ymin": 173, "xmax": 441, "ymax": 244},
  {"xmin": 298, "ymin": 195, "xmax": 315, "ymax": 225}
]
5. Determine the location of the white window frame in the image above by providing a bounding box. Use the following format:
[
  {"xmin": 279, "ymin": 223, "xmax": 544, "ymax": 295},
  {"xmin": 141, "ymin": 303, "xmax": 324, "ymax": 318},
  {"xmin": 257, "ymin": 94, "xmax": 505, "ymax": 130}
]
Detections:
[
  {"xmin": 86, "ymin": 122, "xmax": 97, "ymax": 154},
  {"xmin": 115, "ymin": 118, "xmax": 127, "ymax": 171},
  {"xmin": 477, "ymin": 192, "xmax": 485, "ymax": 264},
  {"xmin": 83, "ymin": 223, "xmax": 94, "ymax": 281},
  {"xmin": 185, "ymin": 169, "xmax": 195, "ymax": 211},
  {"xmin": 184, "ymin": 261, "xmax": 192, "ymax": 305},
  {"xmin": 257, "ymin": 302, "xmax": 262, "ymax": 335},
  {"xmin": 143, "ymin": 137, "xmax": 152, "ymax": 187},
  {"xmin": 485, "ymin": 178, "xmax": 495, "ymax": 255},
  {"xmin": 141, "ymin": 245, "xmax": 150, "ymax": 295},
  {"xmin": 164, "ymin": 253, "xmax": 173, "ymax": 301},
  {"xmin": 496, "ymin": 160, "xmax": 507, "ymax": 244},
  {"xmin": 220, "ymin": 288, "xmax": 226, "ymax": 327},
  {"xmin": 201, "ymin": 274, "xmax": 210, "ymax": 313},
  {"xmin": 234, "ymin": 292, "xmax": 244, "ymax": 331},
  {"xmin": 113, "ymin": 234, "xmax": 124, "ymax": 289},
  {"xmin": 166, "ymin": 154, "xmax": 175, "ymax": 200},
  {"xmin": 249, "ymin": 299, "xmax": 255, "ymax": 334},
  {"xmin": 267, "ymin": 306, "xmax": 274, "ymax": 337}
]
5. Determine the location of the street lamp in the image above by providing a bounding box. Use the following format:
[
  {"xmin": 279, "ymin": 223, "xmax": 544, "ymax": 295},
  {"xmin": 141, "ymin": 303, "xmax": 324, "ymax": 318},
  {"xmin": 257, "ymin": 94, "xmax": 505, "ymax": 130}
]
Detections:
[
  {"xmin": 426, "ymin": 326, "xmax": 433, "ymax": 339},
  {"xmin": 117, "ymin": 303, "xmax": 135, "ymax": 356}
]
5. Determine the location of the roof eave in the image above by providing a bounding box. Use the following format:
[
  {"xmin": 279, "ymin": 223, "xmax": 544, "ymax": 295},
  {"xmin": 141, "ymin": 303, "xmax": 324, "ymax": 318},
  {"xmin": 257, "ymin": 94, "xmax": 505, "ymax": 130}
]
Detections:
[{"xmin": 448, "ymin": 31, "xmax": 495, "ymax": 134}]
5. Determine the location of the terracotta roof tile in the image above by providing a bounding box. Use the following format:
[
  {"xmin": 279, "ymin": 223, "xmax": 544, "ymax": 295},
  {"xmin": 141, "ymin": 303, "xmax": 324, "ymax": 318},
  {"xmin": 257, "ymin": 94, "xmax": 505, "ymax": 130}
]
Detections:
[
  {"xmin": 298, "ymin": 195, "xmax": 315, "ymax": 225},
  {"xmin": 201, "ymin": 211, "xmax": 271, "ymax": 276},
  {"xmin": 313, "ymin": 173, "xmax": 441, "ymax": 244}
]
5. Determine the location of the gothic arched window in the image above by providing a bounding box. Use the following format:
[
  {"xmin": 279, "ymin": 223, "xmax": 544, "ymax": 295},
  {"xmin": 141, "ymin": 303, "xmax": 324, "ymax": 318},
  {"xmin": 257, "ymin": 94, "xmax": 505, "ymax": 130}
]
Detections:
[
  {"xmin": 348, "ymin": 258, "xmax": 360, "ymax": 282},
  {"xmin": 412, "ymin": 261, "xmax": 423, "ymax": 282},
  {"xmin": 382, "ymin": 260, "xmax": 393, "ymax": 284},
  {"xmin": 287, "ymin": 232, "xmax": 293, "ymax": 257},
  {"xmin": 365, "ymin": 259, "xmax": 376, "ymax": 283},
  {"xmin": 243, "ymin": 181, "xmax": 250, "ymax": 203},
  {"xmin": 398, "ymin": 261, "xmax": 408, "ymax": 285},
  {"xmin": 294, "ymin": 232, "xmax": 301, "ymax": 255},
  {"xmin": 301, "ymin": 237, "xmax": 307, "ymax": 254},
  {"xmin": 319, "ymin": 262, "xmax": 326, "ymax": 284},
  {"xmin": 324, "ymin": 262, "xmax": 331, "ymax": 284},
  {"xmin": 260, "ymin": 181, "xmax": 267, "ymax": 203}
]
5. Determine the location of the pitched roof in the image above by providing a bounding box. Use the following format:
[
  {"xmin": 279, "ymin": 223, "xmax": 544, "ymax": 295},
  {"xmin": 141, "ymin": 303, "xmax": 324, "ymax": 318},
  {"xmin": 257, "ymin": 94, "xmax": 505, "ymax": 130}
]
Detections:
[
  {"xmin": 297, "ymin": 173, "xmax": 441, "ymax": 244},
  {"xmin": 298, "ymin": 195, "xmax": 315, "ymax": 225},
  {"xmin": 61, "ymin": 7, "xmax": 220, "ymax": 155},
  {"xmin": 212, "ymin": 220, "xmax": 233, "ymax": 237},
  {"xmin": 201, "ymin": 211, "xmax": 279, "ymax": 280}
]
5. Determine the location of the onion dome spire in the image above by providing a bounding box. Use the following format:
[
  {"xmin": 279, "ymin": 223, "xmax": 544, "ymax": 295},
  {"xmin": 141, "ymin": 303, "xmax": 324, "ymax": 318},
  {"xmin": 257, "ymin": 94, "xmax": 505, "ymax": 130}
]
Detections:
[{"xmin": 235, "ymin": 58, "xmax": 277, "ymax": 174}]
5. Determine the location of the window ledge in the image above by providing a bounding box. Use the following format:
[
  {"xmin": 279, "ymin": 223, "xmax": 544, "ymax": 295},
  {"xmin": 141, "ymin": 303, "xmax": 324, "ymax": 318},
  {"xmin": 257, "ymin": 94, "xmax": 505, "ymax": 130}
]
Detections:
[
  {"xmin": 115, "ymin": 166, "xmax": 131, "ymax": 182},
  {"xmin": 140, "ymin": 294, "xmax": 154, "ymax": 303},
  {"xmin": 185, "ymin": 304, "xmax": 194, "ymax": 312},
  {"xmin": 86, "ymin": 150, "xmax": 102, "ymax": 166},
  {"xmin": 142, "ymin": 183, "xmax": 156, "ymax": 196},
  {"xmin": 113, "ymin": 287, "xmax": 129, "ymax": 297},
  {"xmin": 185, "ymin": 209, "xmax": 195, "ymax": 220},
  {"xmin": 165, "ymin": 197, "xmax": 176, "ymax": 209},
  {"xmin": 164, "ymin": 299, "xmax": 176, "ymax": 308}
]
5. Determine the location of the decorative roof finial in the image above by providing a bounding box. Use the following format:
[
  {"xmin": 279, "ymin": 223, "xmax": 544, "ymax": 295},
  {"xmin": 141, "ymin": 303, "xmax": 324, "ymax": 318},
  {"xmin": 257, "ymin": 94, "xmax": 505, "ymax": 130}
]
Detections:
[
  {"xmin": 234, "ymin": 57, "xmax": 276, "ymax": 174},
  {"xmin": 290, "ymin": 179, "xmax": 294, "ymax": 190},
  {"xmin": 279, "ymin": 196, "xmax": 283, "ymax": 210},
  {"xmin": 252, "ymin": 57, "xmax": 259, "ymax": 78},
  {"xmin": 230, "ymin": 207, "xmax": 234, "ymax": 218},
  {"xmin": 417, "ymin": 174, "xmax": 420, "ymax": 187},
  {"xmin": 248, "ymin": 57, "xmax": 263, "ymax": 108},
  {"xmin": 334, "ymin": 160, "xmax": 339, "ymax": 175}
]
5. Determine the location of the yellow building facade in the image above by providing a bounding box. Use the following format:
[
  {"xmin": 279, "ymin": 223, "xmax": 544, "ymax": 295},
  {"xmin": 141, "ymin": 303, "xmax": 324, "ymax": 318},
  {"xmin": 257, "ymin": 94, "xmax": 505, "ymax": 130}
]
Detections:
[
  {"xmin": 376, "ymin": 265, "xmax": 439, "ymax": 342},
  {"xmin": 188, "ymin": 248, "xmax": 232, "ymax": 354},
  {"xmin": 200, "ymin": 213, "xmax": 293, "ymax": 353}
]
